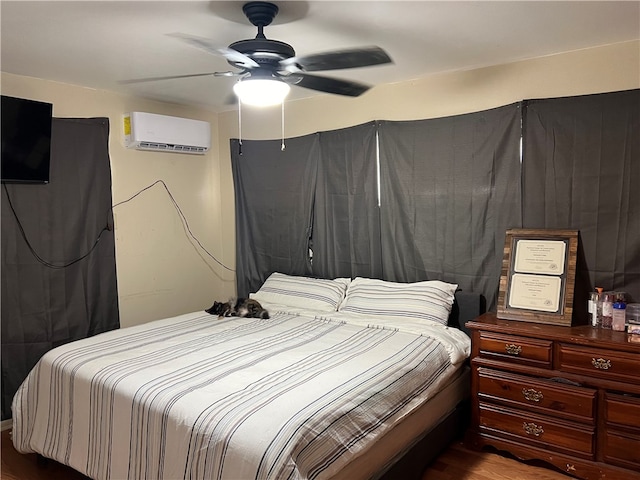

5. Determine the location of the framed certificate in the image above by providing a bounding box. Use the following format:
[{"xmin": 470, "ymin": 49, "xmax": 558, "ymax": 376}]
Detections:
[{"xmin": 497, "ymin": 229, "xmax": 578, "ymax": 326}]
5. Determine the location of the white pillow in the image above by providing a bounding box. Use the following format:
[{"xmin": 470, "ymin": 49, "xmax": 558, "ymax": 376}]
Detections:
[
  {"xmin": 338, "ymin": 277, "xmax": 458, "ymax": 326},
  {"xmin": 250, "ymin": 272, "xmax": 350, "ymax": 312}
]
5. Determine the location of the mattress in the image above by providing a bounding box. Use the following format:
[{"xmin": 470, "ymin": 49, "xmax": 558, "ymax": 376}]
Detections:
[{"xmin": 12, "ymin": 307, "xmax": 470, "ymax": 480}]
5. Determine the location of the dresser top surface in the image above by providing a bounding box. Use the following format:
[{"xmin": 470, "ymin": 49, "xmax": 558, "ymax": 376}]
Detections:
[{"xmin": 467, "ymin": 312, "xmax": 640, "ymax": 353}]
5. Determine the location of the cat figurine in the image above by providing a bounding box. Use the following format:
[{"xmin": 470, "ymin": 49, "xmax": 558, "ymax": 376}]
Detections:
[{"xmin": 205, "ymin": 297, "xmax": 269, "ymax": 319}]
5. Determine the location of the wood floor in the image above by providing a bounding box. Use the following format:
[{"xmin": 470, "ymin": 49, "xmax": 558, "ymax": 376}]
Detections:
[
  {"xmin": 421, "ymin": 440, "xmax": 571, "ymax": 480},
  {"xmin": 1, "ymin": 429, "xmax": 570, "ymax": 480}
]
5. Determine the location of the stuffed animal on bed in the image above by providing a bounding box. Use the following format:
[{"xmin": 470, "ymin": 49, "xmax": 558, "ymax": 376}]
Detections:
[{"xmin": 205, "ymin": 298, "xmax": 270, "ymax": 319}]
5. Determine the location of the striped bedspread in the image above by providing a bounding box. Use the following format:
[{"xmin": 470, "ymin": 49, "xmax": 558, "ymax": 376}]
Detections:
[{"xmin": 12, "ymin": 310, "xmax": 468, "ymax": 480}]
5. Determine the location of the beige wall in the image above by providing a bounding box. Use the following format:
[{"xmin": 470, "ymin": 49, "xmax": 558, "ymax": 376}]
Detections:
[
  {"xmin": 2, "ymin": 40, "xmax": 638, "ymax": 328},
  {"xmin": 1, "ymin": 73, "xmax": 233, "ymax": 328}
]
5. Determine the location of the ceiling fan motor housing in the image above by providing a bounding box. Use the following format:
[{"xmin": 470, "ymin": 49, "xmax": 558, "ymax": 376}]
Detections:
[
  {"xmin": 229, "ymin": 2, "xmax": 296, "ymax": 70},
  {"xmin": 229, "ymin": 38, "xmax": 295, "ymax": 67}
]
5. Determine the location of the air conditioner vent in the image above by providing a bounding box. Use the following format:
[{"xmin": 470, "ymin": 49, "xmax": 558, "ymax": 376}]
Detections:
[{"xmin": 137, "ymin": 142, "xmax": 208, "ymax": 154}]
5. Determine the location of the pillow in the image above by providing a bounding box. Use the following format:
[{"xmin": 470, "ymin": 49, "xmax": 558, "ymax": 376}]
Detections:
[
  {"xmin": 250, "ymin": 272, "xmax": 350, "ymax": 312},
  {"xmin": 338, "ymin": 277, "xmax": 458, "ymax": 326}
]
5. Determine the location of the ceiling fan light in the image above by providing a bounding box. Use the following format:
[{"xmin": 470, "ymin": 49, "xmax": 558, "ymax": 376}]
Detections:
[{"xmin": 233, "ymin": 78, "xmax": 290, "ymax": 107}]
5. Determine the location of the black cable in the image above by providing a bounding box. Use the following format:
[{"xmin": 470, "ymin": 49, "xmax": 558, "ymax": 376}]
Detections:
[
  {"xmin": 113, "ymin": 180, "xmax": 234, "ymax": 272},
  {"xmin": 3, "ymin": 184, "xmax": 110, "ymax": 269},
  {"xmin": 3, "ymin": 180, "xmax": 235, "ymax": 272}
]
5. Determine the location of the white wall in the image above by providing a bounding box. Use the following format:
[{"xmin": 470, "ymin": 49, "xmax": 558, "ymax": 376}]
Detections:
[
  {"xmin": 2, "ymin": 40, "xmax": 638, "ymax": 328},
  {"xmin": 1, "ymin": 73, "xmax": 234, "ymax": 327}
]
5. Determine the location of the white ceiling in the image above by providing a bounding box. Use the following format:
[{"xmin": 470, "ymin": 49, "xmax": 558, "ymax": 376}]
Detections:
[{"xmin": 2, "ymin": 1, "xmax": 639, "ymax": 112}]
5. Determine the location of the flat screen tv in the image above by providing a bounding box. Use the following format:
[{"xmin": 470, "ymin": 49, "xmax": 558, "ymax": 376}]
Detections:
[{"xmin": 1, "ymin": 95, "xmax": 53, "ymax": 184}]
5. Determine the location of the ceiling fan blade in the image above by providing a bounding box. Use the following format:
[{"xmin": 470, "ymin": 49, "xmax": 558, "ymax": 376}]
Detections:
[
  {"xmin": 119, "ymin": 71, "xmax": 238, "ymax": 85},
  {"xmin": 282, "ymin": 73, "xmax": 371, "ymax": 97},
  {"xmin": 280, "ymin": 46, "xmax": 392, "ymax": 72},
  {"xmin": 167, "ymin": 32, "xmax": 259, "ymax": 69}
]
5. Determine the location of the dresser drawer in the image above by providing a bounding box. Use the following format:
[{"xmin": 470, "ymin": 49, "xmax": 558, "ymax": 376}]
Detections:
[
  {"xmin": 603, "ymin": 430, "xmax": 640, "ymax": 471},
  {"xmin": 605, "ymin": 393, "xmax": 640, "ymax": 430},
  {"xmin": 478, "ymin": 403, "xmax": 594, "ymax": 458},
  {"xmin": 477, "ymin": 368, "xmax": 596, "ymax": 422},
  {"xmin": 478, "ymin": 332, "xmax": 552, "ymax": 368},
  {"xmin": 558, "ymin": 345, "xmax": 639, "ymax": 383}
]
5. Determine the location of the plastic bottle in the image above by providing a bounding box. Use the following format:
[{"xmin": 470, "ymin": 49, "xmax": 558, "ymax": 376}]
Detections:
[
  {"xmin": 612, "ymin": 294, "xmax": 627, "ymax": 332},
  {"xmin": 588, "ymin": 290, "xmax": 600, "ymax": 327},
  {"xmin": 595, "ymin": 287, "xmax": 604, "ymax": 327},
  {"xmin": 601, "ymin": 292, "xmax": 614, "ymax": 329}
]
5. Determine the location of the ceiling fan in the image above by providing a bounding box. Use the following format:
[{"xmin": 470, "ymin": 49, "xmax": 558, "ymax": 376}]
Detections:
[{"xmin": 122, "ymin": 1, "xmax": 393, "ymax": 105}]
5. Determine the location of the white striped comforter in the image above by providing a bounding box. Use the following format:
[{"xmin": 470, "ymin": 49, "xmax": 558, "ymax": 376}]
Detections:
[{"xmin": 12, "ymin": 310, "xmax": 468, "ymax": 480}]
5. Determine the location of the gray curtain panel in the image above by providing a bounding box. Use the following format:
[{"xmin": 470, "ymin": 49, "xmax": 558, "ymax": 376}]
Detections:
[
  {"xmin": 377, "ymin": 103, "xmax": 522, "ymax": 310},
  {"xmin": 1, "ymin": 117, "xmax": 119, "ymax": 420},
  {"xmin": 231, "ymin": 135, "xmax": 319, "ymax": 297},
  {"xmin": 523, "ymin": 89, "xmax": 640, "ymax": 304},
  {"xmin": 312, "ymin": 122, "xmax": 382, "ymax": 279}
]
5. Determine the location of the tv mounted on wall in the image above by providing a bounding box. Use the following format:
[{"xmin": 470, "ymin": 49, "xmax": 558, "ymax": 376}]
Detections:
[{"xmin": 1, "ymin": 95, "xmax": 53, "ymax": 184}]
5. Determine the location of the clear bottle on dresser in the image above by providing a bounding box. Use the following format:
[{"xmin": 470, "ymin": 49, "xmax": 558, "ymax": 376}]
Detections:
[
  {"xmin": 612, "ymin": 292, "xmax": 626, "ymax": 332},
  {"xmin": 601, "ymin": 292, "xmax": 615, "ymax": 329}
]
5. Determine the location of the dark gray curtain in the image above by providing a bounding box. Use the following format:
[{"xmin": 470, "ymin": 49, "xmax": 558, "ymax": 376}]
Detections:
[
  {"xmin": 1, "ymin": 117, "xmax": 119, "ymax": 420},
  {"xmin": 231, "ymin": 135, "xmax": 319, "ymax": 297},
  {"xmin": 233, "ymin": 90, "xmax": 637, "ymax": 318},
  {"xmin": 312, "ymin": 122, "xmax": 382, "ymax": 279},
  {"xmin": 523, "ymin": 89, "xmax": 640, "ymax": 304},
  {"xmin": 378, "ymin": 103, "xmax": 522, "ymax": 310}
]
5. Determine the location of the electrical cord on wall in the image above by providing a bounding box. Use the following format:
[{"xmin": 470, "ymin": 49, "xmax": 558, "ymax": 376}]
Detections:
[
  {"xmin": 113, "ymin": 180, "xmax": 234, "ymax": 272},
  {"xmin": 2, "ymin": 180, "xmax": 235, "ymax": 272}
]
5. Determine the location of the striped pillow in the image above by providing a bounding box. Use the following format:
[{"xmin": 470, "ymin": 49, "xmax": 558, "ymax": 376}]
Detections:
[
  {"xmin": 338, "ymin": 277, "xmax": 458, "ymax": 326},
  {"xmin": 250, "ymin": 272, "xmax": 350, "ymax": 312}
]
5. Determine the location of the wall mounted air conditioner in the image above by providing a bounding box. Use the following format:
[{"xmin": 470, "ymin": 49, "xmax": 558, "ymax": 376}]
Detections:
[{"xmin": 123, "ymin": 112, "xmax": 211, "ymax": 154}]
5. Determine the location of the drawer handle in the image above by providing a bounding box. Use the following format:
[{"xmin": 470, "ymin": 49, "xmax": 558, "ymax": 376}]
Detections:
[
  {"xmin": 505, "ymin": 344, "xmax": 522, "ymax": 355},
  {"xmin": 522, "ymin": 388, "xmax": 544, "ymax": 402},
  {"xmin": 591, "ymin": 357, "xmax": 611, "ymax": 370},
  {"xmin": 523, "ymin": 422, "xmax": 544, "ymax": 437}
]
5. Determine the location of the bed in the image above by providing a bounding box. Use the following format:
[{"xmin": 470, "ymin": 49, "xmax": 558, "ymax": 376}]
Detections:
[{"xmin": 12, "ymin": 274, "xmax": 484, "ymax": 480}]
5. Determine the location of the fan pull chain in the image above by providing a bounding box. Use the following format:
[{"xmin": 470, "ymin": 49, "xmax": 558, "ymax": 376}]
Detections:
[
  {"xmin": 238, "ymin": 97, "xmax": 243, "ymax": 155},
  {"xmin": 281, "ymin": 102, "xmax": 286, "ymax": 151}
]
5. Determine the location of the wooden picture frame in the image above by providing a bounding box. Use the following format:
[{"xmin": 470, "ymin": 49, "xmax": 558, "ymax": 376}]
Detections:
[{"xmin": 497, "ymin": 228, "xmax": 578, "ymax": 326}]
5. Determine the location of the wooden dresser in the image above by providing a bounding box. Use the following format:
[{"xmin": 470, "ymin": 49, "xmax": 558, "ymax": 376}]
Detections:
[{"xmin": 466, "ymin": 313, "xmax": 640, "ymax": 480}]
